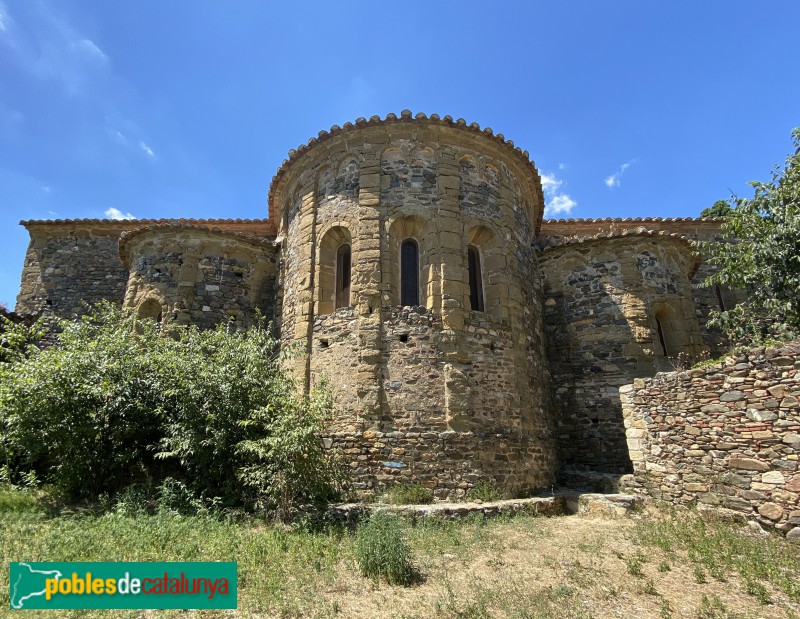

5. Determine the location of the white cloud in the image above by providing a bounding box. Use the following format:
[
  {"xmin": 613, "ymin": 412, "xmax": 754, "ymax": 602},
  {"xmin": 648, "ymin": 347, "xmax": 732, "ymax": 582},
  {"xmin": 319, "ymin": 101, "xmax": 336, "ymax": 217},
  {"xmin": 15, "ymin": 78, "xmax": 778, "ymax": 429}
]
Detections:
[
  {"xmin": 104, "ymin": 207, "xmax": 136, "ymax": 220},
  {"xmin": 558, "ymin": 163, "xmax": 568, "ymax": 171},
  {"xmin": 41, "ymin": 185, "xmax": 51, "ymax": 193},
  {"xmin": 541, "ymin": 170, "xmax": 577, "ymax": 218},
  {"xmin": 139, "ymin": 141, "xmax": 155, "ymax": 157},
  {"xmin": 604, "ymin": 159, "xmax": 637, "ymax": 189},
  {"xmin": 0, "ymin": 1, "xmax": 8, "ymax": 32},
  {"xmin": 540, "ymin": 172, "xmax": 562, "ymax": 194},
  {"xmin": 72, "ymin": 38, "xmax": 108, "ymax": 63},
  {"xmin": 548, "ymin": 194, "xmax": 577, "ymax": 215},
  {"xmin": 1, "ymin": 1, "xmax": 110, "ymax": 94}
]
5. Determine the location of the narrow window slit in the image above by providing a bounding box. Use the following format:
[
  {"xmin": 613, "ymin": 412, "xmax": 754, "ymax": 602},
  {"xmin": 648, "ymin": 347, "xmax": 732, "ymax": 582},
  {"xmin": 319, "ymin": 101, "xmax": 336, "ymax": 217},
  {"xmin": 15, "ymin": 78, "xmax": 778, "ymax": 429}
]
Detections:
[
  {"xmin": 400, "ymin": 239, "xmax": 419, "ymax": 307},
  {"xmin": 336, "ymin": 244, "xmax": 351, "ymax": 309},
  {"xmin": 468, "ymin": 245, "xmax": 484, "ymax": 312},
  {"xmin": 656, "ymin": 317, "xmax": 668, "ymax": 356}
]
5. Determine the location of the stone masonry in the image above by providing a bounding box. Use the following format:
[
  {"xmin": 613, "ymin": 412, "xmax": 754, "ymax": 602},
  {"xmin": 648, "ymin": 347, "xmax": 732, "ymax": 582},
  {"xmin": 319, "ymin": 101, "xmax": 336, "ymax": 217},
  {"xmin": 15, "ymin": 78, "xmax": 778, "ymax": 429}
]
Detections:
[
  {"xmin": 13, "ymin": 111, "xmax": 767, "ymax": 501},
  {"xmin": 621, "ymin": 341, "xmax": 800, "ymax": 536}
]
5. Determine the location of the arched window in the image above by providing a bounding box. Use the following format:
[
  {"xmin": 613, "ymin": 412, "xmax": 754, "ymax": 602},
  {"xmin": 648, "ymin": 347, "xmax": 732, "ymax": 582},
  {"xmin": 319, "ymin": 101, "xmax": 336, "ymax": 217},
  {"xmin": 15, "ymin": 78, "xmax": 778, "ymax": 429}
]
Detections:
[
  {"xmin": 400, "ymin": 239, "xmax": 419, "ymax": 307},
  {"xmin": 317, "ymin": 226, "xmax": 351, "ymax": 315},
  {"xmin": 336, "ymin": 244, "xmax": 351, "ymax": 309},
  {"xmin": 467, "ymin": 245, "xmax": 484, "ymax": 312},
  {"xmin": 653, "ymin": 305, "xmax": 684, "ymax": 358}
]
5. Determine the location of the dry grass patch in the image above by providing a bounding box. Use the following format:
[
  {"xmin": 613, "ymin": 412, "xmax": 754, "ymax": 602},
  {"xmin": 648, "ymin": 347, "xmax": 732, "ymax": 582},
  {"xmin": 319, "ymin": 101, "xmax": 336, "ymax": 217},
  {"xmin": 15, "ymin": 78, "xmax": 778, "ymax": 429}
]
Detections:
[{"xmin": 1, "ymin": 487, "xmax": 799, "ymax": 618}]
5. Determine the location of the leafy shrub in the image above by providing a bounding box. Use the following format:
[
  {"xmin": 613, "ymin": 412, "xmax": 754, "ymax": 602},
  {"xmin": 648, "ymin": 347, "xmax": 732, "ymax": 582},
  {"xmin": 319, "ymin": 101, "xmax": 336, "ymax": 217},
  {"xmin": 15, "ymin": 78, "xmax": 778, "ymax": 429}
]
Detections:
[
  {"xmin": 354, "ymin": 511, "xmax": 420, "ymax": 586},
  {"xmin": 699, "ymin": 128, "xmax": 800, "ymax": 344},
  {"xmin": 238, "ymin": 380, "xmax": 345, "ymax": 518},
  {"xmin": 0, "ymin": 315, "xmax": 47, "ymax": 363},
  {"xmin": 385, "ymin": 483, "xmax": 433, "ymax": 505},
  {"xmin": 0, "ymin": 303, "xmax": 342, "ymax": 517},
  {"xmin": 467, "ymin": 480, "xmax": 506, "ymax": 502}
]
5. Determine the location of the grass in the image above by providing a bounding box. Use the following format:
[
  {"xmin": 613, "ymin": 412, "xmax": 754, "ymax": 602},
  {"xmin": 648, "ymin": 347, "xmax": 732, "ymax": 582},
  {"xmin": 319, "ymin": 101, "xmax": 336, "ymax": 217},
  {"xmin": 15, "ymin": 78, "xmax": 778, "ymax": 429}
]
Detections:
[
  {"xmin": 467, "ymin": 480, "xmax": 506, "ymax": 502},
  {"xmin": 634, "ymin": 509, "xmax": 800, "ymax": 603},
  {"xmin": 383, "ymin": 483, "xmax": 434, "ymax": 505},
  {"xmin": 354, "ymin": 512, "xmax": 420, "ymax": 586},
  {"xmin": 1, "ymin": 487, "xmax": 799, "ymax": 618}
]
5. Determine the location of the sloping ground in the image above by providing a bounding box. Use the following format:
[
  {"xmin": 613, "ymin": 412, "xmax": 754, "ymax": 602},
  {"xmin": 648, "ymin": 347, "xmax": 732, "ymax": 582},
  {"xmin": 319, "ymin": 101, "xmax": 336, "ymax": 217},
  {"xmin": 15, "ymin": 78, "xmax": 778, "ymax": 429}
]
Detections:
[
  {"xmin": 323, "ymin": 511, "xmax": 799, "ymax": 619},
  {"xmin": 0, "ymin": 487, "xmax": 798, "ymax": 619}
]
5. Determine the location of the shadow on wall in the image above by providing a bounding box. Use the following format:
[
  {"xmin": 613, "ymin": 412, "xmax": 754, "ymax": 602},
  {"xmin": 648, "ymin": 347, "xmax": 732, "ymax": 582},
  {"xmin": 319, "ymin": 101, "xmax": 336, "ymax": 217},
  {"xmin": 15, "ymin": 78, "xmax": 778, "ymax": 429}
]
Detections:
[
  {"xmin": 544, "ymin": 289, "xmax": 637, "ymax": 474},
  {"xmin": 541, "ymin": 240, "xmax": 707, "ymax": 475}
]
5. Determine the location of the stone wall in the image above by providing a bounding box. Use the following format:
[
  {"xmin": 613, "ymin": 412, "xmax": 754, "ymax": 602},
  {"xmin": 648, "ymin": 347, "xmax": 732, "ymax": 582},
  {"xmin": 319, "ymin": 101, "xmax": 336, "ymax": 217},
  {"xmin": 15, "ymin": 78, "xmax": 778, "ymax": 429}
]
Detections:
[
  {"xmin": 271, "ymin": 113, "xmax": 557, "ymax": 497},
  {"xmin": 539, "ymin": 232, "xmax": 705, "ymax": 474},
  {"xmin": 120, "ymin": 225, "xmax": 279, "ymax": 330},
  {"xmin": 621, "ymin": 341, "xmax": 800, "ymax": 536},
  {"xmin": 16, "ymin": 232, "xmax": 128, "ymax": 316},
  {"xmin": 311, "ymin": 306, "xmax": 557, "ymax": 499},
  {"xmin": 15, "ymin": 219, "xmax": 275, "ymax": 320}
]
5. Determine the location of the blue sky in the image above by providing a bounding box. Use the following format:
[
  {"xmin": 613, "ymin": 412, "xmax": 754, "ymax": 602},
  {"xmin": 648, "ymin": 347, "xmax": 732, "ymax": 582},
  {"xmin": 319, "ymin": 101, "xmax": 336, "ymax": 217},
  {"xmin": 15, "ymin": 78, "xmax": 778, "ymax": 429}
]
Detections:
[{"xmin": 1, "ymin": 1, "xmax": 798, "ymax": 307}]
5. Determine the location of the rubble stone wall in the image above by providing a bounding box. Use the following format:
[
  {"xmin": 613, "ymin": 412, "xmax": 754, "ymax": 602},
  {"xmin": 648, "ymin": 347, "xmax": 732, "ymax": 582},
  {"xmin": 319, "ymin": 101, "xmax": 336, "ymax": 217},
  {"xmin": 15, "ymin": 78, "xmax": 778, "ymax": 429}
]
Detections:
[
  {"xmin": 621, "ymin": 341, "xmax": 800, "ymax": 536},
  {"xmin": 16, "ymin": 231, "xmax": 128, "ymax": 316},
  {"xmin": 539, "ymin": 234, "xmax": 705, "ymax": 474},
  {"xmin": 121, "ymin": 227, "xmax": 279, "ymax": 330}
]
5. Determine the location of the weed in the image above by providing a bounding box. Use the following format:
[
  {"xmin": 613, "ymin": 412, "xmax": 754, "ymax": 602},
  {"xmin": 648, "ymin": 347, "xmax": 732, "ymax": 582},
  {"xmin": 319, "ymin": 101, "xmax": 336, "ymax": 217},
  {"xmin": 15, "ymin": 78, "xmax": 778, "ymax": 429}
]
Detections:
[
  {"xmin": 467, "ymin": 480, "xmax": 506, "ymax": 502},
  {"xmin": 694, "ymin": 565, "xmax": 707, "ymax": 583},
  {"xmin": 625, "ymin": 551, "xmax": 646, "ymax": 577},
  {"xmin": 697, "ymin": 594, "xmax": 738, "ymax": 619},
  {"xmin": 385, "ymin": 483, "xmax": 433, "ymax": 505},
  {"xmin": 658, "ymin": 560, "xmax": 671, "ymax": 572},
  {"xmin": 658, "ymin": 598, "xmax": 673, "ymax": 619},
  {"xmin": 642, "ymin": 579, "xmax": 658, "ymax": 595},
  {"xmin": 744, "ymin": 579, "xmax": 770, "ymax": 605},
  {"xmin": 354, "ymin": 511, "xmax": 421, "ymax": 586},
  {"xmin": 626, "ymin": 557, "xmax": 643, "ymax": 576}
]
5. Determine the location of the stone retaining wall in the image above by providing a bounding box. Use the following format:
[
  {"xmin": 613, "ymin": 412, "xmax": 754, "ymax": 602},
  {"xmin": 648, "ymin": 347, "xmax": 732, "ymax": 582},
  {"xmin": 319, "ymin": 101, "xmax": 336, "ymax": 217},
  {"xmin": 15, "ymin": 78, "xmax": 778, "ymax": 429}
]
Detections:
[{"xmin": 621, "ymin": 341, "xmax": 800, "ymax": 537}]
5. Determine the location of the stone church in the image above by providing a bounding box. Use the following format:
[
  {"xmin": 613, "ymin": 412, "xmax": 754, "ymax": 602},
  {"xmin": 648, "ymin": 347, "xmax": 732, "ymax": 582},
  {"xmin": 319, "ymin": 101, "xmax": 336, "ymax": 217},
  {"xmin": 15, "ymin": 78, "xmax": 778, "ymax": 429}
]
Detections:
[{"xmin": 13, "ymin": 112, "xmax": 733, "ymax": 499}]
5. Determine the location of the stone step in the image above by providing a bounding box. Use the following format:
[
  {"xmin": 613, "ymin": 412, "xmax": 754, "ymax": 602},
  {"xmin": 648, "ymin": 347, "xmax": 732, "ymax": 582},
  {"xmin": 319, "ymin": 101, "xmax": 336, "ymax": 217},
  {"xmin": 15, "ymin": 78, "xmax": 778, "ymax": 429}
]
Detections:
[{"xmin": 330, "ymin": 490, "xmax": 644, "ymax": 524}]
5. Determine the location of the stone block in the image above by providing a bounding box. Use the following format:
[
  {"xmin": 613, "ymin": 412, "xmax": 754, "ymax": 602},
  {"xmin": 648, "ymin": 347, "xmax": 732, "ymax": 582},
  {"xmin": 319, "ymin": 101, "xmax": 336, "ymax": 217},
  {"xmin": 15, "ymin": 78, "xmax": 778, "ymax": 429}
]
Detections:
[
  {"xmin": 758, "ymin": 502, "xmax": 784, "ymax": 521},
  {"xmin": 761, "ymin": 471, "xmax": 785, "ymax": 484},
  {"xmin": 729, "ymin": 457, "xmax": 770, "ymax": 472}
]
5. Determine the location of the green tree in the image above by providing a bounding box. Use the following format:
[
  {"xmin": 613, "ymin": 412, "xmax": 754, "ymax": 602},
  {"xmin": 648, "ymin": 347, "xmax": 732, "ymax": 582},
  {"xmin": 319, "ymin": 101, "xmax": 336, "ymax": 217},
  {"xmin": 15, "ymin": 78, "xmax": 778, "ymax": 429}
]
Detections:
[
  {"xmin": 701, "ymin": 199, "xmax": 733, "ymax": 219},
  {"xmin": 0, "ymin": 304, "xmax": 342, "ymax": 515},
  {"xmin": 700, "ymin": 128, "xmax": 800, "ymax": 343}
]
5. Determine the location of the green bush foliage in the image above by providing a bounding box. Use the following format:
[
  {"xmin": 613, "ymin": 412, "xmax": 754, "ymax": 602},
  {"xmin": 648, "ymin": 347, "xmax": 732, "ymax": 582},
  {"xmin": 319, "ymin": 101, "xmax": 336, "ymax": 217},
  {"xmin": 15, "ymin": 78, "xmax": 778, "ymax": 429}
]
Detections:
[
  {"xmin": 354, "ymin": 511, "xmax": 420, "ymax": 586},
  {"xmin": 700, "ymin": 128, "xmax": 800, "ymax": 344},
  {"xmin": 0, "ymin": 304, "xmax": 342, "ymax": 517}
]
